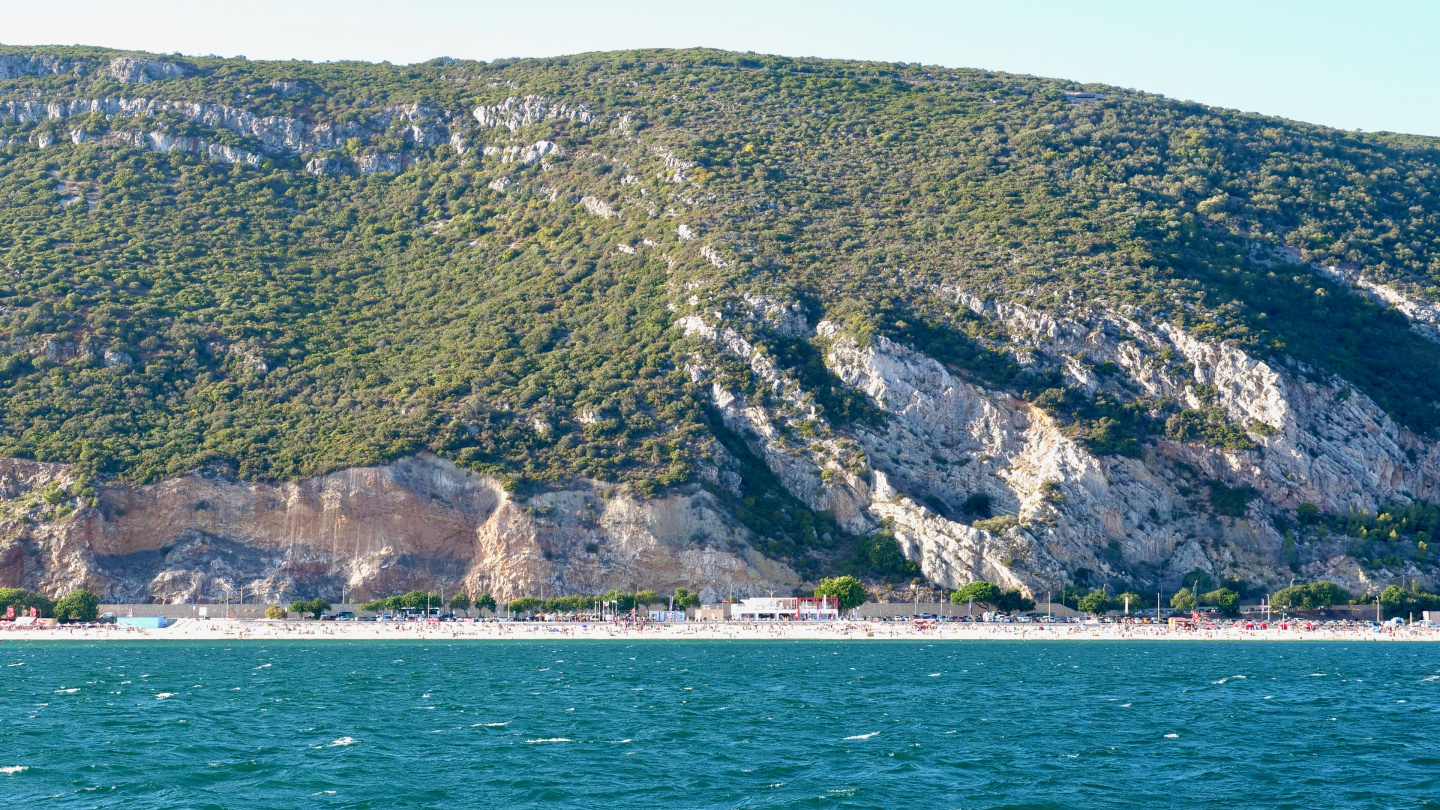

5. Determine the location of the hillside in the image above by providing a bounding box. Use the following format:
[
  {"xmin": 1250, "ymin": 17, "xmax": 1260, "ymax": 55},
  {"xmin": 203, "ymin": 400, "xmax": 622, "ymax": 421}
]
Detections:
[{"xmin": 1, "ymin": 45, "xmax": 1439, "ymax": 603}]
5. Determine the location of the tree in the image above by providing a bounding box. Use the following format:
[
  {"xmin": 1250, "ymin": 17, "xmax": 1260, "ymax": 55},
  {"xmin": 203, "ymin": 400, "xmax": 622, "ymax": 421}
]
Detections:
[
  {"xmin": 1305, "ymin": 581, "xmax": 1349, "ymax": 608},
  {"xmin": 634, "ymin": 589, "xmax": 660, "ymax": 607},
  {"xmin": 289, "ymin": 598, "xmax": 330, "ymax": 619},
  {"xmin": 1181, "ymin": 570, "xmax": 1214, "ymax": 594},
  {"xmin": 949, "ymin": 581, "xmax": 1001, "ymax": 606},
  {"xmin": 0, "ymin": 588, "xmax": 54, "ymax": 618},
  {"xmin": 474, "ymin": 593, "xmax": 497, "ymax": 613},
  {"xmin": 264, "ymin": 605, "xmax": 287, "ymax": 619},
  {"xmin": 994, "ymin": 589, "xmax": 1036, "ymax": 613},
  {"xmin": 672, "ymin": 587, "xmax": 701, "ymax": 610},
  {"xmin": 1170, "ymin": 588, "xmax": 1197, "ymax": 612},
  {"xmin": 397, "ymin": 590, "xmax": 438, "ymax": 610},
  {"xmin": 508, "ymin": 596, "xmax": 543, "ymax": 615},
  {"xmin": 813, "ymin": 576, "xmax": 867, "ymax": 611},
  {"xmin": 1113, "ymin": 591, "xmax": 1146, "ymax": 614},
  {"xmin": 855, "ymin": 531, "xmax": 918, "ymax": 579},
  {"xmin": 53, "ymin": 589, "xmax": 100, "ymax": 622},
  {"xmin": 1200, "ymin": 588, "xmax": 1241, "ymax": 617},
  {"xmin": 1272, "ymin": 581, "xmax": 1351, "ymax": 610},
  {"xmin": 1296, "ymin": 502, "xmax": 1320, "ymax": 524},
  {"xmin": 448, "ymin": 592, "xmax": 472, "ymax": 612},
  {"xmin": 1077, "ymin": 590, "xmax": 1112, "ymax": 616}
]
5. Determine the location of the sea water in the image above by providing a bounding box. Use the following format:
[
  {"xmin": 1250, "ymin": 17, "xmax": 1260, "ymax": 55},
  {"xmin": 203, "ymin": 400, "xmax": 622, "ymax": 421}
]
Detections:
[{"xmin": 1, "ymin": 640, "xmax": 1437, "ymax": 808}]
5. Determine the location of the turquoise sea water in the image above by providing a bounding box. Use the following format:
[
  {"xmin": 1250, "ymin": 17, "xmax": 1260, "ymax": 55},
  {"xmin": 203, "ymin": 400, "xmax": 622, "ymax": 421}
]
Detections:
[{"xmin": 1, "ymin": 640, "xmax": 1437, "ymax": 809}]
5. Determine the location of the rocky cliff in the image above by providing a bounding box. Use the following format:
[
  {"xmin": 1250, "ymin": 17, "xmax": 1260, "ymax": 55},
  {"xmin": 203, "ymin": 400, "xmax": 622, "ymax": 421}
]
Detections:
[
  {"xmin": 679, "ymin": 289, "xmax": 1440, "ymax": 599},
  {"xmin": 0, "ymin": 454, "xmax": 795, "ymax": 604}
]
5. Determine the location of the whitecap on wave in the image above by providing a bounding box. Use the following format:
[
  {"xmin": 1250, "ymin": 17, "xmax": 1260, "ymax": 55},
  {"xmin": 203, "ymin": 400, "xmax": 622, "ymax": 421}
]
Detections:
[
  {"xmin": 0, "ymin": 766, "xmax": 28, "ymax": 775},
  {"xmin": 525, "ymin": 738, "xmax": 572, "ymax": 743},
  {"xmin": 329, "ymin": 737, "xmax": 358, "ymax": 747},
  {"xmin": 844, "ymin": 732, "xmax": 880, "ymax": 740},
  {"xmin": 155, "ymin": 693, "xmax": 176, "ymax": 700}
]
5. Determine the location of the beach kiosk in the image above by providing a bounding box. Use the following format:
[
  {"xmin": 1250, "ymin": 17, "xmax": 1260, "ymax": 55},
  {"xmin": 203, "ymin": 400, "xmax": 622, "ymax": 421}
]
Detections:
[{"xmin": 117, "ymin": 616, "xmax": 168, "ymax": 629}]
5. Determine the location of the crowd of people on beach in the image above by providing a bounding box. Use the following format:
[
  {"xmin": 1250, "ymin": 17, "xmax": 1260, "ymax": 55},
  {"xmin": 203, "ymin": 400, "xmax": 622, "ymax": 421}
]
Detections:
[{"xmin": 4, "ymin": 614, "xmax": 1436, "ymax": 642}]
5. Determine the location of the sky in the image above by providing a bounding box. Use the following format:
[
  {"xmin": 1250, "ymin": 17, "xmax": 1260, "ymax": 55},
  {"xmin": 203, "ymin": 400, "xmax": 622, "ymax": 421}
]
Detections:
[{"xmin": 3, "ymin": 0, "xmax": 1437, "ymax": 136}]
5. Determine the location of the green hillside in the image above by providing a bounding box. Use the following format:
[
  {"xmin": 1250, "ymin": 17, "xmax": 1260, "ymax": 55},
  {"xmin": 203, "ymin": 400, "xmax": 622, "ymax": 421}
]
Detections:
[{"xmin": 1, "ymin": 43, "xmax": 1438, "ymax": 511}]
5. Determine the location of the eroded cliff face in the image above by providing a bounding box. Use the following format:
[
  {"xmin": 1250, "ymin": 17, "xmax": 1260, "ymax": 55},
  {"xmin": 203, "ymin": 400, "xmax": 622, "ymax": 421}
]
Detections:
[
  {"xmin": 0, "ymin": 454, "xmax": 795, "ymax": 604},
  {"xmin": 679, "ymin": 290, "xmax": 1440, "ymax": 598},
  {"xmin": 9, "ymin": 285, "xmax": 1434, "ymax": 603}
]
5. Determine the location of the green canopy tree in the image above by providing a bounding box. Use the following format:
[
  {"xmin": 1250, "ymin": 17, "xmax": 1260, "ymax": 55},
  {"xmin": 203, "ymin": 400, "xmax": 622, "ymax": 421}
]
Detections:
[
  {"xmin": 1077, "ymin": 590, "xmax": 1112, "ymax": 616},
  {"xmin": 1170, "ymin": 588, "xmax": 1197, "ymax": 612},
  {"xmin": 448, "ymin": 592, "xmax": 473, "ymax": 612},
  {"xmin": 508, "ymin": 596, "xmax": 543, "ymax": 615},
  {"xmin": 289, "ymin": 598, "xmax": 330, "ymax": 619},
  {"xmin": 1272, "ymin": 580, "xmax": 1351, "ymax": 610},
  {"xmin": 1113, "ymin": 592, "xmax": 1147, "ymax": 614},
  {"xmin": 671, "ymin": 587, "xmax": 702, "ymax": 610},
  {"xmin": 949, "ymin": 581, "xmax": 1002, "ymax": 606},
  {"xmin": 0, "ymin": 588, "xmax": 54, "ymax": 618},
  {"xmin": 1200, "ymin": 588, "xmax": 1241, "ymax": 616},
  {"xmin": 814, "ymin": 576, "xmax": 867, "ymax": 611},
  {"xmin": 474, "ymin": 593, "xmax": 498, "ymax": 613},
  {"xmin": 53, "ymin": 589, "xmax": 100, "ymax": 622},
  {"xmin": 994, "ymin": 589, "xmax": 1036, "ymax": 613}
]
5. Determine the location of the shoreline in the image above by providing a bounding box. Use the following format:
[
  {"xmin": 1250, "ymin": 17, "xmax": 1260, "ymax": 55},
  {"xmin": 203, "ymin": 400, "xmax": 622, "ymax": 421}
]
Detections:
[{"xmin": 3, "ymin": 618, "xmax": 1436, "ymax": 643}]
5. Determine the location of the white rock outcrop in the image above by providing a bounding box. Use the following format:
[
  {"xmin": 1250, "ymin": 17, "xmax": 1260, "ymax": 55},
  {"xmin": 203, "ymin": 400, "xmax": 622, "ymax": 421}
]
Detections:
[{"xmin": 107, "ymin": 57, "xmax": 188, "ymax": 83}]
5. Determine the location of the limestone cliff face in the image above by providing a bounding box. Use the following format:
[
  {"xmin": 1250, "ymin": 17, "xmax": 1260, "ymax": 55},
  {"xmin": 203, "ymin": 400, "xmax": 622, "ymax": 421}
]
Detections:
[
  {"xmin": 5, "ymin": 289, "xmax": 1436, "ymax": 602},
  {"xmin": 679, "ymin": 291, "xmax": 1440, "ymax": 599},
  {"xmin": 0, "ymin": 454, "xmax": 795, "ymax": 604}
]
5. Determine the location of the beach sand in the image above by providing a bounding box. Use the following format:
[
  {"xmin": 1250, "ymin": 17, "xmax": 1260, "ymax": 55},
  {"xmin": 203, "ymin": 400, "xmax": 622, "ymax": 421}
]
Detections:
[{"xmin": 3, "ymin": 618, "xmax": 1435, "ymax": 643}]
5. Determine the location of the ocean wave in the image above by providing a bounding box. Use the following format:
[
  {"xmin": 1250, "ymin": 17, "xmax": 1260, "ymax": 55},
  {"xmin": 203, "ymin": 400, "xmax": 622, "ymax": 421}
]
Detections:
[
  {"xmin": 844, "ymin": 732, "xmax": 880, "ymax": 740},
  {"xmin": 525, "ymin": 738, "xmax": 573, "ymax": 743},
  {"xmin": 0, "ymin": 766, "xmax": 28, "ymax": 775},
  {"xmin": 329, "ymin": 737, "xmax": 359, "ymax": 747},
  {"xmin": 155, "ymin": 693, "xmax": 176, "ymax": 700}
]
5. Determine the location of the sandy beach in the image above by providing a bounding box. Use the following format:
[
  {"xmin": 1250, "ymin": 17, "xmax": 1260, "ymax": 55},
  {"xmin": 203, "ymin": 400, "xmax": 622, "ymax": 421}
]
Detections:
[{"xmin": 3, "ymin": 618, "xmax": 1436, "ymax": 643}]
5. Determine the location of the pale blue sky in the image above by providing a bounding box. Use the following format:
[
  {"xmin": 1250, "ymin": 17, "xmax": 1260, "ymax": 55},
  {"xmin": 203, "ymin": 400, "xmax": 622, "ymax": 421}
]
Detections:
[{"xmin": 3, "ymin": 0, "xmax": 1437, "ymax": 136}]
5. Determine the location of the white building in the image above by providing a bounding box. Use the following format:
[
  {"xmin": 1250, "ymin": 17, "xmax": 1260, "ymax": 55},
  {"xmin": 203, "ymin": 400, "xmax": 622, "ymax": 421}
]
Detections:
[{"xmin": 733, "ymin": 596, "xmax": 839, "ymax": 621}]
